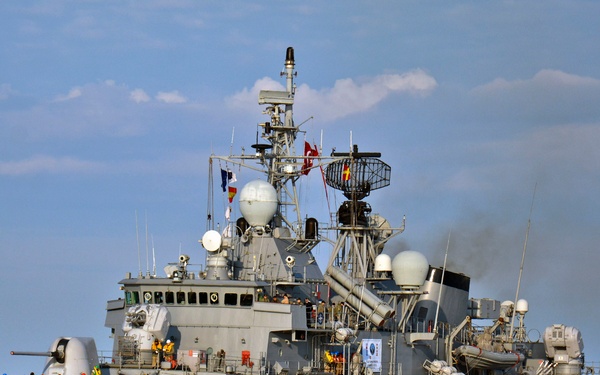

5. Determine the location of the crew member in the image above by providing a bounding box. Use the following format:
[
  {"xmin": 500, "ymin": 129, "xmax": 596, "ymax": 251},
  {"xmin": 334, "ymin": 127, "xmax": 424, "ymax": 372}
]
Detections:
[
  {"xmin": 152, "ymin": 338, "xmax": 162, "ymax": 368},
  {"xmin": 216, "ymin": 349, "xmax": 226, "ymax": 370},
  {"xmin": 163, "ymin": 339, "xmax": 175, "ymax": 362},
  {"xmin": 305, "ymin": 298, "xmax": 313, "ymax": 323}
]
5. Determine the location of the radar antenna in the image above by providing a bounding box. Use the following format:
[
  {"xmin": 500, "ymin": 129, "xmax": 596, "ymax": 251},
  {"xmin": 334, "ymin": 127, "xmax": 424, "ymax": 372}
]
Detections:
[
  {"xmin": 324, "ymin": 145, "xmax": 398, "ymax": 279},
  {"xmin": 326, "ymin": 144, "xmax": 390, "ymax": 201}
]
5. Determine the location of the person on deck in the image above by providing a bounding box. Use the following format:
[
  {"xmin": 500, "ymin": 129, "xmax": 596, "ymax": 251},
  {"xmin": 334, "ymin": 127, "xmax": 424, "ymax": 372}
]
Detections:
[
  {"xmin": 163, "ymin": 339, "xmax": 175, "ymax": 362},
  {"xmin": 151, "ymin": 338, "xmax": 162, "ymax": 368},
  {"xmin": 305, "ymin": 298, "xmax": 314, "ymax": 324}
]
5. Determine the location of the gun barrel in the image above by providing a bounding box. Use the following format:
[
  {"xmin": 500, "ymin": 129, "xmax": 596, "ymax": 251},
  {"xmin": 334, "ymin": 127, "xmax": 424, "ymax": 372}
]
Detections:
[{"xmin": 10, "ymin": 351, "xmax": 53, "ymax": 357}]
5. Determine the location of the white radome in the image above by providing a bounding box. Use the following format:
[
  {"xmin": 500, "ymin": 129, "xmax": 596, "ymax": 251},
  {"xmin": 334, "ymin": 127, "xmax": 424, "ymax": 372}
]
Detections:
[
  {"xmin": 516, "ymin": 299, "xmax": 529, "ymax": 315},
  {"xmin": 391, "ymin": 250, "xmax": 429, "ymax": 288},
  {"xmin": 239, "ymin": 180, "xmax": 278, "ymax": 226},
  {"xmin": 374, "ymin": 254, "xmax": 392, "ymax": 272}
]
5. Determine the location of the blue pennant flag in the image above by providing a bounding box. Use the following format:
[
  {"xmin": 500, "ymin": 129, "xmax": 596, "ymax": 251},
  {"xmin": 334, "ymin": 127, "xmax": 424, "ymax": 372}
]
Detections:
[{"xmin": 220, "ymin": 169, "xmax": 228, "ymax": 192}]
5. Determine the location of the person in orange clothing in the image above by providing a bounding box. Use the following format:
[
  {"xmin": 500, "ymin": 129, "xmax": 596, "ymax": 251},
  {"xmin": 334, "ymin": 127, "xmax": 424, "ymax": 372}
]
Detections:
[
  {"xmin": 162, "ymin": 339, "xmax": 175, "ymax": 362},
  {"xmin": 151, "ymin": 338, "xmax": 162, "ymax": 368}
]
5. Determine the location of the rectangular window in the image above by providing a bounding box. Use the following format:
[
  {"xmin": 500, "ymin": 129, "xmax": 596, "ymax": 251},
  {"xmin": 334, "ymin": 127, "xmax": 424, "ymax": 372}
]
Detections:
[
  {"xmin": 293, "ymin": 330, "xmax": 307, "ymax": 342},
  {"xmin": 199, "ymin": 292, "xmax": 208, "ymax": 305},
  {"xmin": 177, "ymin": 291, "xmax": 186, "ymax": 304},
  {"xmin": 165, "ymin": 291, "xmax": 175, "ymax": 305},
  {"xmin": 240, "ymin": 294, "xmax": 253, "ymax": 306},
  {"xmin": 187, "ymin": 292, "xmax": 197, "ymax": 304},
  {"xmin": 154, "ymin": 291, "xmax": 164, "ymax": 304},
  {"xmin": 224, "ymin": 293, "xmax": 237, "ymax": 306},
  {"xmin": 125, "ymin": 291, "xmax": 134, "ymax": 305}
]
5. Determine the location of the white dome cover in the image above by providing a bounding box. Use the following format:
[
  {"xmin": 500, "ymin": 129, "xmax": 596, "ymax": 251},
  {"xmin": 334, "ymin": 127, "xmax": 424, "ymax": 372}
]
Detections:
[
  {"xmin": 239, "ymin": 180, "xmax": 278, "ymax": 226},
  {"xmin": 391, "ymin": 250, "xmax": 429, "ymax": 288},
  {"xmin": 516, "ymin": 299, "xmax": 529, "ymax": 314},
  {"xmin": 374, "ymin": 254, "xmax": 392, "ymax": 272}
]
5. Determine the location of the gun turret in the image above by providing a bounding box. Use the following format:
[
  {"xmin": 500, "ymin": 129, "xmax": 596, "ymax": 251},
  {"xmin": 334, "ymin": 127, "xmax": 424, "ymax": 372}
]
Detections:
[
  {"xmin": 11, "ymin": 349, "xmax": 65, "ymax": 363},
  {"xmin": 11, "ymin": 337, "xmax": 98, "ymax": 371}
]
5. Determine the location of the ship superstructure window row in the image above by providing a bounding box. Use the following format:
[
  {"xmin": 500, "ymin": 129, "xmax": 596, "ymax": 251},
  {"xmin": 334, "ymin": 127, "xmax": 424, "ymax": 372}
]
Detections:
[{"xmin": 124, "ymin": 289, "xmax": 253, "ymax": 307}]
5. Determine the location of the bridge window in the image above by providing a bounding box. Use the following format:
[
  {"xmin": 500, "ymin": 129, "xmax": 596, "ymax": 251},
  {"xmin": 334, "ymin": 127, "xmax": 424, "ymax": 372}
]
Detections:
[
  {"xmin": 125, "ymin": 291, "xmax": 139, "ymax": 305},
  {"xmin": 177, "ymin": 292, "xmax": 186, "ymax": 304},
  {"xmin": 165, "ymin": 291, "xmax": 175, "ymax": 305},
  {"xmin": 240, "ymin": 294, "xmax": 253, "ymax": 306},
  {"xmin": 188, "ymin": 292, "xmax": 197, "ymax": 304},
  {"xmin": 154, "ymin": 291, "xmax": 164, "ymax": 304},
  {"xmin": 199, "ymin": 292, "xmax": 208, "ymax": 304},
  {"xmin": 224, "ymin": 293, "xmax": 237, "ymax": 306}
]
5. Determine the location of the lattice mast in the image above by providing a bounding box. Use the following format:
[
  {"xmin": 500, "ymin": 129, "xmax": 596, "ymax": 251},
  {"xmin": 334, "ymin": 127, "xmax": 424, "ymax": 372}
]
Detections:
[
  {"xmin": 325, "ymin": 145, "xmax": 395, "ymax": 280},
  {"xmin": 252, "ymin": 47, "xmax": 305, "ymax": 237}
]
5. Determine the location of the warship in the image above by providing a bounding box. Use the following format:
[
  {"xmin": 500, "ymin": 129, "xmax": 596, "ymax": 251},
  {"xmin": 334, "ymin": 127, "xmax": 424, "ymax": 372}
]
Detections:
[{"xmin": 12, "ymin": 47, "xmax": 589, "ymax": 375}]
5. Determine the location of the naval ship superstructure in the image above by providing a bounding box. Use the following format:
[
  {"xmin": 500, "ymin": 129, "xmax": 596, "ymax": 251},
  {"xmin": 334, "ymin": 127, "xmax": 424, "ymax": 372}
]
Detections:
[{"xmin": 12, "ymin": 48, "xmax": 588, "ymax": 375}]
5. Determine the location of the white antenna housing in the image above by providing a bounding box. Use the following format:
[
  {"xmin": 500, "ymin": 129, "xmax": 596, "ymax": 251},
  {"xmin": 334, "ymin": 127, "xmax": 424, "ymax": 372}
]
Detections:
[
  {"xmin": 391, "ymin": 250, "xmax": 428, "ymax": 288},
  {"xmin": 516, "ymin": 299, "xmax": 529, "ymax": 315},
  {"xmin": 202, "ymin": 230, "xmax": 222, "ymax": 252},
  {"xmin": 239, "ymin": 180, "xmax": 278, "ymax": 227},
  {"xmin": 374, "ymin": 254, "xmax": 392, "ymax": 272}
]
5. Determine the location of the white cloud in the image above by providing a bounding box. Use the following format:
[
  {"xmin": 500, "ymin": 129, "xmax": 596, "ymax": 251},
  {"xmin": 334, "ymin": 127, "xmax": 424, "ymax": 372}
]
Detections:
[
  {"xmin": 297, "ymin": 69, "xmax": 437, "ymax": 122},
  {"xmin": 130, "ymin": 88, "xmax": 151, "ymax": 103},
  {"xmin": 53, "ymin": 87, "xmax": 82, "ymax": 102},
  {"xmin": 475, "ymin": 69, "xmax": 600, "ymax": 93},
  {"xmin": 156, "ymin": 90, "xmax": 188, "ymax": 103},
  {"xmin": 0, "ymin": 155, "xmax": 106, "ymax": 175},
  {"xmin": 374, "ymin": 71, "xmax": 438, "ymax": 95},
  {"xmin": 227, "ymin": 70, "xmax": 437, "ymax": 122}
]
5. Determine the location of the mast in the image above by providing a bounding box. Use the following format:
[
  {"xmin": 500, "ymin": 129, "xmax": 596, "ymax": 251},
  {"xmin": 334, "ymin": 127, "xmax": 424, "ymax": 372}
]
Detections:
[
  {"xmin": 210, "ymin": 47, "xmax": 322, "ymax": 248},
  {"xmin": 324, "ymin": 145, "xmax": 401, "ymax": 280},
  {"xmin": 256, "ymin": 47, "xmax": 303, "ymax": 235}
]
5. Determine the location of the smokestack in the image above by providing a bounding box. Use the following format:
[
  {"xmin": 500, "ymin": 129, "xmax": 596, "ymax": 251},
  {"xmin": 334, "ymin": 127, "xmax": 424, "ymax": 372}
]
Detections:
[{"xmin": 286, "ymin": 47, "xmax": 295, "ymax": 64}]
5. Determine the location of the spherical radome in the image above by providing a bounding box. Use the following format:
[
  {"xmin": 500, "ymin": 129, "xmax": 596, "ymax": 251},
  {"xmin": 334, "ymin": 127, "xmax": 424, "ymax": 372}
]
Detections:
[
  {"xmin": 391, "ymin": 250, "xmax": 429, "ymax": 288},
  {"xmin": 239, "ymin": 180, "xmax": 278, "ymax": 226}
]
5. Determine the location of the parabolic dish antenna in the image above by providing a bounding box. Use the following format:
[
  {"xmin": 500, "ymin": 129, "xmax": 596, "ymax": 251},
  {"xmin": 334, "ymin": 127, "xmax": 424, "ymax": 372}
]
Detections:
[{"xmin": 202, "ymin": 230, "xmax": 222, "ymax": 252}]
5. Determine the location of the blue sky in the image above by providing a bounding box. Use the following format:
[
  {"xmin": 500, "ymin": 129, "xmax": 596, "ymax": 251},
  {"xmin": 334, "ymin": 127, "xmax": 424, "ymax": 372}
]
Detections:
[{"xmin": 2, "ymin": 1, "xmax": 600, "ymax": 373}]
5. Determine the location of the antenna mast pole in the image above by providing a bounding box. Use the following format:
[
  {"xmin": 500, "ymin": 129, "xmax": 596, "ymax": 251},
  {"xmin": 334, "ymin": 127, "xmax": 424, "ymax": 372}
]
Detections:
[
  {"xmin": 136, "ymin": 210, "xmax": 142, "ymax": 278},
  {"xmin": 145, "ymin": 211, "xmax": 149, "ymax": 276},
  {"xmin": 433, "ymin": 229, "xmax": 451, "ymax": 334},
  {"xmin": 510, "ymin": 182, "xmax": 537, "ymax": 341},
  {"xmin": 152, "ymin": 234, "xmax": 156, "ymax": 277}
]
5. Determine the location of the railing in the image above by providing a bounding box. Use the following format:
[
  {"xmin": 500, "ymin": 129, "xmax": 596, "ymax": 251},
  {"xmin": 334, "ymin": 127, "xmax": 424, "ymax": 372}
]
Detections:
[
  {"xmin": 98, "ymin": 350, "xmax": 258, "ymax": 373},
  {"xmin": 584, "ymin": 362, "xmax": 600, "ymax": 375}
]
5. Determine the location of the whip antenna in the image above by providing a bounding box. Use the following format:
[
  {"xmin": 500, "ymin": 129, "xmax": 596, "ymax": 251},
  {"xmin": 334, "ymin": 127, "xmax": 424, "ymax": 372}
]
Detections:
[
  {"xmin": 510, "ymin": 182, "xmax": 537, "ymax": 341},
  {"xmin": 433, "ymin": 228, "xmax": 451, "ymax": 335},
  {"xmin": 136, "ymin": 210, "xmax": 142, "ymax": 278}
]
